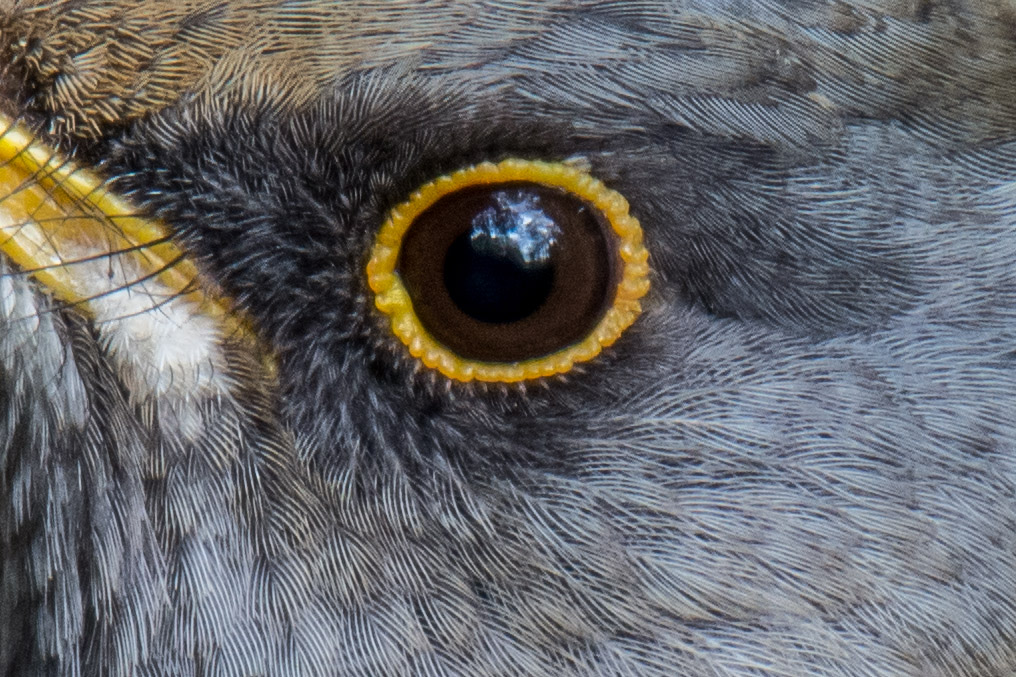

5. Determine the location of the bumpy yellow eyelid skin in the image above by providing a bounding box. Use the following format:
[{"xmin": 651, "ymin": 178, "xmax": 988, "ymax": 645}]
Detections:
[
  {"xmin": 367, "ymin": 158, "xmax": 651, "ymax": 383},
  {"xmin": 0, "ymin": 112, "xmax": 260, "ymax": 352}
]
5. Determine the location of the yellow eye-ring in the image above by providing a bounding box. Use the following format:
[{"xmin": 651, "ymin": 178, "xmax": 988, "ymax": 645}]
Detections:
[{"xmin": 366, "ymin": 158, "xmax": 649, "ymax": 383}]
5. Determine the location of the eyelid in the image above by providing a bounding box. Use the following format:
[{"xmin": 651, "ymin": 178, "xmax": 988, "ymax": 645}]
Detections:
[{"xmin": 367, "ymin": 158, "xmax": 650, "ymax": 383}]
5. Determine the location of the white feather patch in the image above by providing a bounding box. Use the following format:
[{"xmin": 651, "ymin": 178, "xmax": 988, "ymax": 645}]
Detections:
[{"xmin": 0, "ymin": 206, "xmax": 229, "ymax": 409}]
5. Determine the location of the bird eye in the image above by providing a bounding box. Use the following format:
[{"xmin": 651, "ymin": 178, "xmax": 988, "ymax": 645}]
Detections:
[{"xmin": 367, "ymin": 159, "xmax": 649, "ymax": 383}]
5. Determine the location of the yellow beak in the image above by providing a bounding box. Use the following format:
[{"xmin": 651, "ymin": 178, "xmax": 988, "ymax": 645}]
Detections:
[{"xmin": 0, "ymin": 112, "xmax": 253, "ymax": 345}]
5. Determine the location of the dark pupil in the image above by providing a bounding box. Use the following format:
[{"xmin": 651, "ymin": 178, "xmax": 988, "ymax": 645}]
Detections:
[
  {"xmin": 442, "ymin": 199, "xmax": 556, "ymax": 324},
  {"xmin": 396, "ymin": 181, "xmax": 616, "ymax": 363}
]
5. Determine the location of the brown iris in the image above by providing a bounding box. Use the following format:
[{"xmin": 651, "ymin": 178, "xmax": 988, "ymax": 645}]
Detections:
[
  {"xmin": 397, "ymin": 182, "xmax": 617, "ymax": 363},
  {"xmin": 367, "ymin": 159, "xmax": 649, "ymax": 383}
]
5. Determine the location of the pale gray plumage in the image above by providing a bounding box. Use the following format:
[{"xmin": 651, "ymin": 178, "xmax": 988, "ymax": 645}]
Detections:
[{"xmin": 1, "ymin": 1, "xmax": 1015, "ymax": 675}]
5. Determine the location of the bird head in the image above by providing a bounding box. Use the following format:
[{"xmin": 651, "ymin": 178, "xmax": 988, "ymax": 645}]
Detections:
[{"xmin": 2, "ymin": 2, "xmax": 1016, "ymax": 675}]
